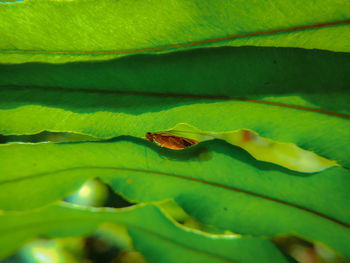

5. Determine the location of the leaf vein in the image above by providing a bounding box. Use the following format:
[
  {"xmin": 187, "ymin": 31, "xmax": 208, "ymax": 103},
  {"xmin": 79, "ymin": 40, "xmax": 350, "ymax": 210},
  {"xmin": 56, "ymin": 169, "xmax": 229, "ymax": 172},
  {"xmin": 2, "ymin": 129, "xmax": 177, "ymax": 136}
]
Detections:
[
  {"xmin": 2, "ymin": 166, "xmax": 349, "ymax": 229},
  {"xmin": 1, "ymin": 20, "xmax": 349, "ymax": 56},
  {"xmin": 3, "ymin": 86, "xmax": 349, "ymax": 118}
]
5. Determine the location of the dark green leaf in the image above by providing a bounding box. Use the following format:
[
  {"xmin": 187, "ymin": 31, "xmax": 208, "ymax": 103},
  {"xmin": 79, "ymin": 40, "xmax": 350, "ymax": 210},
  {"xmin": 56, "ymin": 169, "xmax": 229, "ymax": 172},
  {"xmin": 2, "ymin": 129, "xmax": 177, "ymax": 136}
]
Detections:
[{"xmin": 1, "ymin": 47, "xmax": 349, "ymax": 115}]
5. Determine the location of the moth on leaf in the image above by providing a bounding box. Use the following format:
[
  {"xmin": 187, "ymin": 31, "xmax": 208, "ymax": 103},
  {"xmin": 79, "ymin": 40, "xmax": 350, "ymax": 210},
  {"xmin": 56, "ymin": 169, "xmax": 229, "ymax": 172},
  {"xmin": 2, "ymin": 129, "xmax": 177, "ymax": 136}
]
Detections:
[
  {"xmin": 146, "ymin": 132, "xmax": 199, "ymax": 150},
  {"xmin": 145, "ymin": 123, "xmax": 338, "ymax": 173}
]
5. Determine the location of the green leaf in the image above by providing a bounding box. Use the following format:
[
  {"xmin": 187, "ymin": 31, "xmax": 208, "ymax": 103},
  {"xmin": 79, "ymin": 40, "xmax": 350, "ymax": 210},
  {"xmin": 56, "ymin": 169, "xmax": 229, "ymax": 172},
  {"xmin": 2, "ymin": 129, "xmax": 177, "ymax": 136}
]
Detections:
[
  {"xmin": 0, "ymin": 202, "xmax": 288, "ymax": 263},
  {"xmin": 1, "ymin": 0, "xmax": 350, "ymax": 63},
  {"xmin": 152, "ymin": 123, "xmax": 338, "ymax": 172},
  {"xmin": 1, "ymin": 98, "xmax": 349, "ymax": 168},
  {"xmin": 1, "ymin": 46, "xmax": 350, "ymax": 115},
  {"xmin": 1, "ymin": 1, "xmax": 349, "ymax": 261},
  {"xmin": 1, "ymin": 47, "xmax": 349, "ymax": 167},
  {"xmin": 1, "ymin": 140, "xmax": 349, "ymax": 259}
]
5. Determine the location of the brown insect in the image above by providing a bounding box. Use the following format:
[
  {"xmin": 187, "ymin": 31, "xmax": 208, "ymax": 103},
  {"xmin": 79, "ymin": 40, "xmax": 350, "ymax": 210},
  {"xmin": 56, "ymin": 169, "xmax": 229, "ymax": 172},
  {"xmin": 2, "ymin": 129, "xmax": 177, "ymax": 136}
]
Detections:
[{"xmin": 146, "ymin": 132, "xmax": 199, "ymax": 150}]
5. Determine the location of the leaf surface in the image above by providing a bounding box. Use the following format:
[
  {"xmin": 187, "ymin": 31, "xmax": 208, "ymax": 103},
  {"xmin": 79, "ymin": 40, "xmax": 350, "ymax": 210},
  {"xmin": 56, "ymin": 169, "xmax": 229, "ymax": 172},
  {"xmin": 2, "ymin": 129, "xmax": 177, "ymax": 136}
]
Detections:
[
  {"xmin": 1, "ymin": 46, "xmax": 349, "ymax": 167},
  {"xmin": 1, "ymin": 0, "xmax": 349, "ymax": 261},
  {"xmin": 154, "ymin": 123, "xmax": 337, "ymax": 172},
  {"xmin": 1, "ymin": 99, "xmax": 349, "ymax": 168},
  {"xmin": 1, "ymin": 47, "xmax": 350, "ymax": 115},
  {"xmin": 1, "ymin": 0, "xmax": 350, "ymax": 63},
  {"xmin": 1, "ymin": 140, "xmax": 350, "ymax": 259},
  {"xmin": 0, "ymin": 202, "xmax": 288, "ymax": 263}
]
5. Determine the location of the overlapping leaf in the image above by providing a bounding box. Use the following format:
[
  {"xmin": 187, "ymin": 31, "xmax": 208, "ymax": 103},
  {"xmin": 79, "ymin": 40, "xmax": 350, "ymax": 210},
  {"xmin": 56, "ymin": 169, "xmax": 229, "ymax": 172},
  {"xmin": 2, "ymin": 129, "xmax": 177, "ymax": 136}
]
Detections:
[
  {"xmin": 0, "ymin": 47, "xmax": 350, "ymax": 115},
  {"xmin": 0, "ymin": 202, "xmax": 289, "ymax": 263},
  {"xmin": 1, "ymin": 99, "xmax": 349, "ymax": 168},
  {"xmin": 1, "ymin": 140, "xmax": 350, "ymax": 259},
  {"xmin": 153, "ymin": 123, "xmax": 338, "ymax": 172},
  {"xmin": 0, "ymin": 46, "xmax": 349, "ymax": 168},
  {"xmin": 1, "ymin": 0, "xmax": 349, "ymax": 261}
]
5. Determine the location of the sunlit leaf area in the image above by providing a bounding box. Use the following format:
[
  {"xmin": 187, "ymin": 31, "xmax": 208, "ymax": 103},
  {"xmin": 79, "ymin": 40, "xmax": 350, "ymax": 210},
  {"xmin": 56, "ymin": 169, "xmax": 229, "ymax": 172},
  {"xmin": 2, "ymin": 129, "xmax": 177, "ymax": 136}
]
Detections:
[{"xmin": 0, "ymin": 0, "xmax": 349, "ymax": 262}]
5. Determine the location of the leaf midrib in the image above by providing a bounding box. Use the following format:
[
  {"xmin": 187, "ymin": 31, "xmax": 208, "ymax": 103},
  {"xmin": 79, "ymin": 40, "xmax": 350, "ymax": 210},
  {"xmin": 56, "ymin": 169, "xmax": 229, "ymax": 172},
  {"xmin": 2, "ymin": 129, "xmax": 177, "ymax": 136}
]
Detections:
[
  {"xmin": 2, "ymin": 20, "xmax": 350, "ymax": 55},
  {"xmin": 3, "ymin": 86, "xmax": 349, "ymax": 119},
  {"xmin": 2, "ymin": 166, "xmax": 349, "ymax": 229}
]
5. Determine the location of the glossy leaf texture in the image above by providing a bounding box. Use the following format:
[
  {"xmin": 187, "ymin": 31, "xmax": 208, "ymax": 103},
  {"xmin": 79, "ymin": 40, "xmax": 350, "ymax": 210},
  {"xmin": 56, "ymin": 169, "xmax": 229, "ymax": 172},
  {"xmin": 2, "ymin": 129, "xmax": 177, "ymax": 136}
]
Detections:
[
  {"xmin": 0, "ymin": 0, "xmax": 350, "ymax": 63},
  {"xmin": 1, "ymin": 140, "xmax": 350, "ymax": 259},
  {"xmin": 0, "ymin": 202, "xmax": 289, "ymax": 263}
]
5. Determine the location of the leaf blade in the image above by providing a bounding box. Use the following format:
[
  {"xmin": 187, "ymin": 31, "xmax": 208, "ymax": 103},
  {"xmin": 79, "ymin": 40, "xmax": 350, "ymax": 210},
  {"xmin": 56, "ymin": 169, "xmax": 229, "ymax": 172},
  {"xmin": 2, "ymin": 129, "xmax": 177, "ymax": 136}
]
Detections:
[
  {"xmin": 0, "ymin": 47, "xmax": 349, "ymax": 114},
  {"xmin": 160, "ymin": 122, "xmax": 338, "ymax": 172},
  {"xmin": 1, "ymin": 0, "xmax": 350, "ymax": 63},
  {"xmin": 1, "ymin": 140, "xmax": 349, "ymax": 259},
  {"xmin": 0, "ymin": 202, "xmax": 288, "ymax": 263},
  {"xmin": 1, "ymin": 99, "xmax": 349, "ymax": 168}
]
